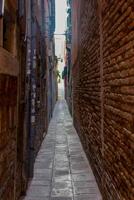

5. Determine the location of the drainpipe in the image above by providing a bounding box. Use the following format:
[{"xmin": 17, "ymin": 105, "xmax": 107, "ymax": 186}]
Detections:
[
  {"xmin": 25, "ymin": 0, "xmax": 37, "ymax": 178},
  {"xmin": 40, "ymin": 0, "xmax": 47, "ymax": 132},
  {"xmin": 25, "ymin": 0, "xmax": 33, "ymax": 178},
  {"xmin": 28, "ymin": 0, "xmax": 37, "ymax": 177},
  {"xmin": 40, "ymin": 0, "xmax": 46, "ymax": 78}
]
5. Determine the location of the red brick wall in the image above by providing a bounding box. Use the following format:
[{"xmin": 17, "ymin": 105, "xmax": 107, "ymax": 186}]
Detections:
[
  {"xmin": 71, "ymin": 0, "xmax": 81, "ymax": 65},
  {"xmin": 72, "ymin": 0, "xmax": 134, "ymax": 199},
  {"xmin": 0, "ymin": 74, "xmax": 17, "ymax": 200},
  {"xmin": 0, "ymin": 2, "xmax": 28, "ymax": 199}
]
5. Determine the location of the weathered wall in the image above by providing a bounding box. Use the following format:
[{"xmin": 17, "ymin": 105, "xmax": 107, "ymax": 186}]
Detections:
[
  {"xmin": 72, "ymin": 0, "xmax": 134, "ymax": 199},
  {"xmin": 0, "ymin": 1, "xmax": 19, "ymax": 199},
  {"xmin": 0, "ymin": 74, "xmax": 17, "ymax": 200},
  {"xmin": 0, "ymin": 0, "xmax": 56, "ymax": 199},
  {"xmin": 102, "ymin": 1, "xmax": 134, "ymax": 199},
  {"xmin": 0, "ymin": 1, "xmax": 28, "ymax": 199},
  {"xmin": 71, "ymin": 0, "xmax": 81, "ymax": 65}
]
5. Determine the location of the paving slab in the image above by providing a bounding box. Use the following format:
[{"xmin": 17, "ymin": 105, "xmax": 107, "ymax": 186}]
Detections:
[{"xmin": 24, "ymin": 100, "xmax": 102, "ymax": 200}]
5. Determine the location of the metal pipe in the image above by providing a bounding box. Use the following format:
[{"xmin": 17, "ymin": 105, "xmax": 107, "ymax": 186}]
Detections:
[
  {"xmin": 28, "ymin": 0, "xmax": 37, "ymax": 177},
  {"xmin": 25, "ymin": 0, "xmax": 33, "ymax": 178}
]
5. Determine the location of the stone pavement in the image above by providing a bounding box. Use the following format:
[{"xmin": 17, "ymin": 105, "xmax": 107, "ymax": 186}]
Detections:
[{"xmin": 24, "ymin": 100, "xmax": 102, "ymax": 200}]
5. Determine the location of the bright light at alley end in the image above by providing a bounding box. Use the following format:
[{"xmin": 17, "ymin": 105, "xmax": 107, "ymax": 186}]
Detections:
[{"xmin": 0, "ymin": 0, "xmax": 5, "ymax": 17}]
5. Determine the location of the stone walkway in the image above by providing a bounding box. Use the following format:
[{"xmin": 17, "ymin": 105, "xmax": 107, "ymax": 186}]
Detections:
[{"xmin": 24, "ymin": 100, "xmax": 102, "ymax": 200}]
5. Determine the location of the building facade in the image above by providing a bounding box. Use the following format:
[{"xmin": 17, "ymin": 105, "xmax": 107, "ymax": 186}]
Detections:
[
  {"xmin": 70, "ymin": 0, "xmax": 134, "ymax": 200},
  {"xmin": 63, "ymin": 0, "xmax": 72, "ymax": 113},
  {"xmin": 0, "ymin": 0, "xmax": 56, "ymax": 199}
]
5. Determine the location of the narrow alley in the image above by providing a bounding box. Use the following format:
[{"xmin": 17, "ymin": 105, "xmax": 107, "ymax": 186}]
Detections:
[
  {"xmin": 24, "ymin": 100, "xmax": 102, "ymax": 200},
  {"xmin": 0, "ymin": 0, "xmax": 134, "ymax": 200}
]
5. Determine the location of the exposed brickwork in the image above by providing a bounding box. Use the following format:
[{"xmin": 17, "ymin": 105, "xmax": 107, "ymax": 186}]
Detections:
[
  {"xmin": 0, "ymin": 75, "xmax": 17, "ymax": 200},
  {"xmin": 72, "ymin": 0, "xmax": 134, "ymax": 199},
  {"xmin": 0, "ymin": 1, "xmax": 27, "ymax": 199},
  {"xmin": 102, "ymin": 1, "xmax": 134, "ymax": 199},
  {"xmin": 0, "ymin": 1, "xmax": 56, "ymax": 200}
]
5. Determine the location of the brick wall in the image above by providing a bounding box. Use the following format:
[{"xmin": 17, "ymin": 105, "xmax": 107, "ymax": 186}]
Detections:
[
  {"xmin": 0, "ymin": 74, "xmax": 17, "ymax": 200},
  {"xmin": 72, "ymin": 0, "xmax": 134, "ymax": 199},
  {"xmin": 0, "ymin": 0, "xmax": 56, "ymax": 199},
  {"xmin": 0, "ymin": 1, "xmax": 28, "ymax": 199}
]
